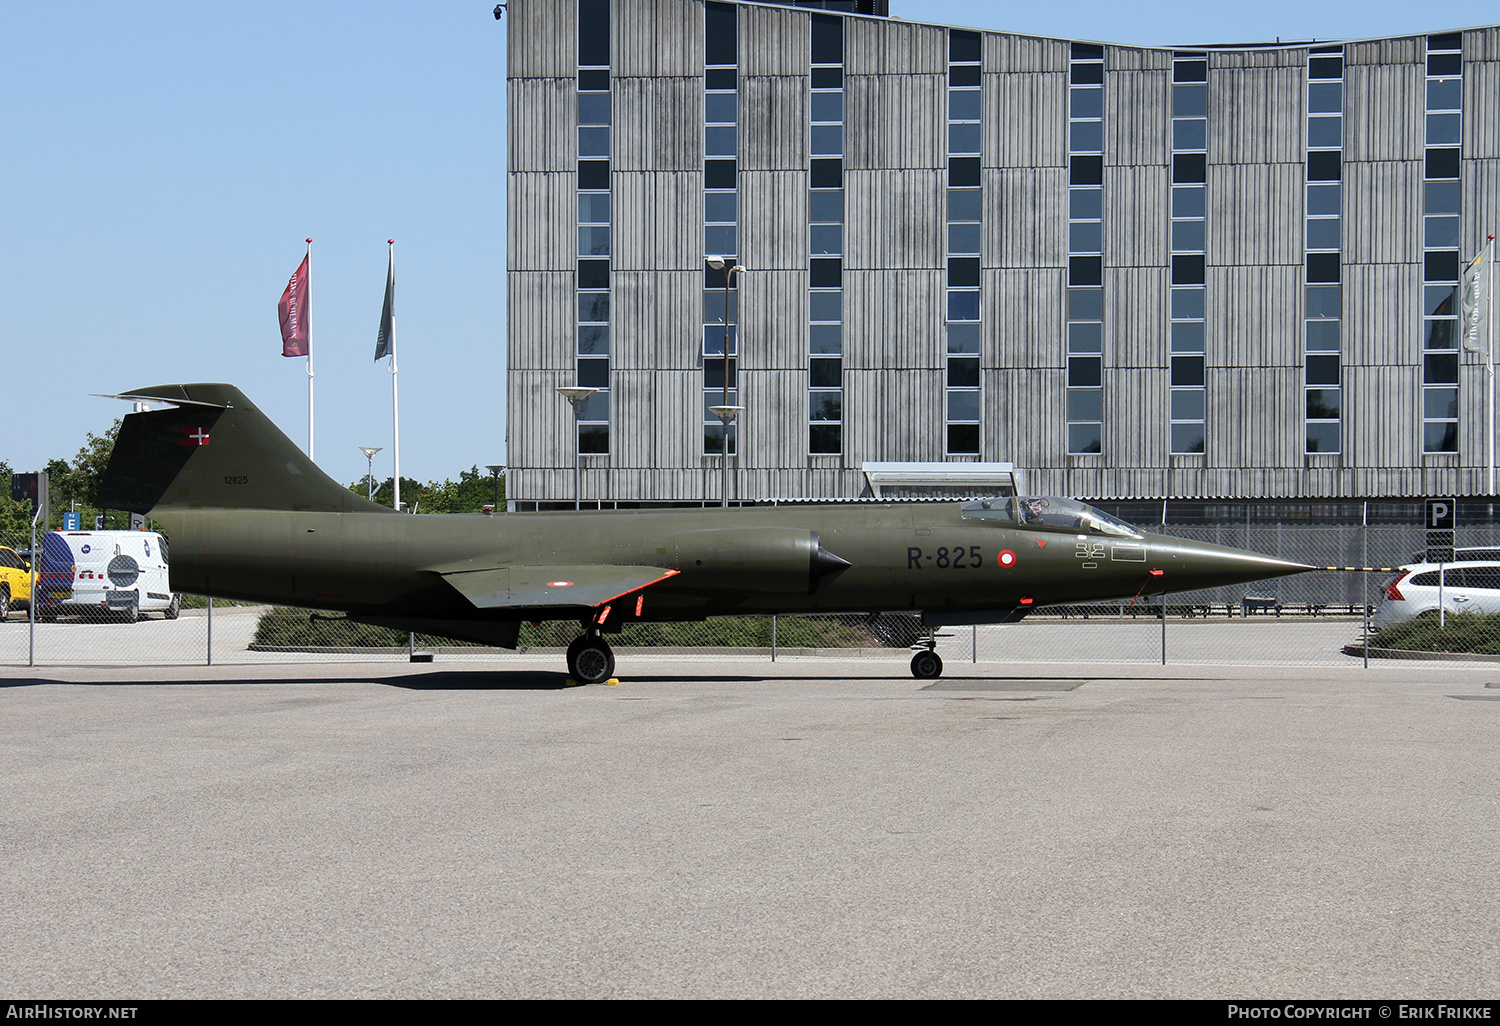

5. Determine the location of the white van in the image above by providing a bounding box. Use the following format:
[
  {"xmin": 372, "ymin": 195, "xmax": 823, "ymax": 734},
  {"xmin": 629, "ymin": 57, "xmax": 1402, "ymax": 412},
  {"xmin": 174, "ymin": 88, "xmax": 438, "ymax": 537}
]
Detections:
[{"xmin": 37, "ymin": 530, "xmax": 179, "ymax": 622}]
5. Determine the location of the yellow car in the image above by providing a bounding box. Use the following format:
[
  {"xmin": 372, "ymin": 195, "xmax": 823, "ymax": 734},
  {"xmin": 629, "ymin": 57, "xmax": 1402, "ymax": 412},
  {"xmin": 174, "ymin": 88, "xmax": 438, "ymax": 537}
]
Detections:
[{"xmin": 0, "ymin": 546, "xmax": 33, "ymax": 618}]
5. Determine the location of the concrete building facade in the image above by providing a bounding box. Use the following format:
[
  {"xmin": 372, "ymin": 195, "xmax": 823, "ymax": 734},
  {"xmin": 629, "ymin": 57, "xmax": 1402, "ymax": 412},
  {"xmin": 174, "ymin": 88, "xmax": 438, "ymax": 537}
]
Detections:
[{"xmin": 506, "ymin": 0, "xmax": 1500, "ymax": 508}]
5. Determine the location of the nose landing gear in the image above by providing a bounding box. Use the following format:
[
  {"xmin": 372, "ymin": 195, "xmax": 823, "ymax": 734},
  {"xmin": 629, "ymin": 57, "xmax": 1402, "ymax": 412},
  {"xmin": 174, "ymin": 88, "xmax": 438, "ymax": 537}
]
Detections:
[
  {"xmin": 566, "ymin": 630, "xmax": 616, "ymax": 685},
  {"xmin": 909, "ymin": 630, "xmax": 943, "ymax": 679}
]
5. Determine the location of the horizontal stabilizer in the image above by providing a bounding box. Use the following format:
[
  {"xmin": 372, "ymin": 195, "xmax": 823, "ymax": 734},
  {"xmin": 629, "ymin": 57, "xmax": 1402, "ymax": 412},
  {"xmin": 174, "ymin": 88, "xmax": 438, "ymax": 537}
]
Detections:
[{"xmin": 435, "ymin": 564, "xmax": 679, "ymax": 610}]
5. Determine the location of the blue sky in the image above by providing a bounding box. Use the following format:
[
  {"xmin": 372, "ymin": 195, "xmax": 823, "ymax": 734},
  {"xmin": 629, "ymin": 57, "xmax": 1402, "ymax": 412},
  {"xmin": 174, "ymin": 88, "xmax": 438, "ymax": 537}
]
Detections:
[{"xmin": 0, "ymin": 1, "xmax": 1486, "ymax": 488}]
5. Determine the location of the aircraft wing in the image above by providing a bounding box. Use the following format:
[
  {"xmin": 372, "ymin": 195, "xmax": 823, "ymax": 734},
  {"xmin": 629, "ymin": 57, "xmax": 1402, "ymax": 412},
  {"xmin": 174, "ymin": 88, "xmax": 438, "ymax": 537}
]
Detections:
[{"xmin": 432, "ymin": 564, "xmax": 679, "ymax": 611}]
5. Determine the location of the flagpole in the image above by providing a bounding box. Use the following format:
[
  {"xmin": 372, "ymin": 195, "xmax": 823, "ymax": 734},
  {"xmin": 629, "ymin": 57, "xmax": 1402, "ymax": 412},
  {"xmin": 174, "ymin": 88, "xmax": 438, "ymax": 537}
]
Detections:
[
  {"xmin": 385, "ymin": 240, "xmax": 401, "ymax": 512},
  {"xmin": 305, "ymin": 238, "xmax": 314, "ymax": 462}
]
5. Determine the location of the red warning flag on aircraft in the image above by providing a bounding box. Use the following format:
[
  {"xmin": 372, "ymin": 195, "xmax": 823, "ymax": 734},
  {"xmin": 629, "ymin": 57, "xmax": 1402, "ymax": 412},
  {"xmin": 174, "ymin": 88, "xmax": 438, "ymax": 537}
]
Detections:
[{"xmin": 278, "ymin": 253, "xmax": 310, "ymax": 357}]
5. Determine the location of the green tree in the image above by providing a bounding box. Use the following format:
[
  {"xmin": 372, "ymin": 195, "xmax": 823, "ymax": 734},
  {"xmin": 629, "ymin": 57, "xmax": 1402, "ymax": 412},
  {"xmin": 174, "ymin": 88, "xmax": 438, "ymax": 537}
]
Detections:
[{"xmin": 347, "ymin": 466, "xmax": 505, "ymax": 514}]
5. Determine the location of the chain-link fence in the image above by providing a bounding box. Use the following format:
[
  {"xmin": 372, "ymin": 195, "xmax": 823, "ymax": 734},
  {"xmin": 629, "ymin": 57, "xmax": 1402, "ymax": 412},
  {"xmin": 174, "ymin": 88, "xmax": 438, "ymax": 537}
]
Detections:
[{"xmin": 7, "ymin": 500, "xmax": 1500, "ymax": 669}]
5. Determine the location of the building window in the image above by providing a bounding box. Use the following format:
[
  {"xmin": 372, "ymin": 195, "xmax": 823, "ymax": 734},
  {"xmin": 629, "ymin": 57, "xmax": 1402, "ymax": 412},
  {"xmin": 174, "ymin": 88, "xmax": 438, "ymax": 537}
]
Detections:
[
  {"xmin": 1169, "ymin": 52, "xmax": 1207, "ymax": 454},
  {"xmin": 1305, "ymin": 45, "xmax": 1344, "ymax": 453},
  {"xmin": 703, "ymin": 1, "xmax": 739, "ymax": 456},
  {"xmin": 944, "ymin": 29, "xmax": 983, "ymax": 455},
  {"xmin": 1423, "ymin": 32, "xmax": 1463, "ymax": 453},
  {"xmin": 1067, "ymin": 41, "xmax": 1105, "ymax": 455},
  {"xmin": 576, "ymin": 0, "xmax": 611, "ymax": 455},
  {"xmin": 809, "ymin": 12, "xmax": 844, "ymax": 455}
]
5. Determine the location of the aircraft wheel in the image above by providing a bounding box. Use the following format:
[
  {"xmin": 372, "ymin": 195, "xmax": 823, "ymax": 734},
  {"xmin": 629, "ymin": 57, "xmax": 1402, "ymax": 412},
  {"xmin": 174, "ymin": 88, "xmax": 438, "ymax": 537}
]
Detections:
[
  {"xmin": 164, "ymin": 594, "xmax": 181, "ymax": 620},
  {"xmin": 910, "ymin": 650, "xmax": 943, "ymax": 680},
  {"xmin": 566, "ymin": 635, "xmax": 616, "ymax": 685}
]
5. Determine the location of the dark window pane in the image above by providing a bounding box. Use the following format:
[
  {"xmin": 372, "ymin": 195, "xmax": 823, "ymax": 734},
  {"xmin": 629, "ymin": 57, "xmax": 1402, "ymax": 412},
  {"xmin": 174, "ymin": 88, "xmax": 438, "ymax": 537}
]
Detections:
[
  {"xmin": 578, "ymin": 324, "xmax": 610, "ymax": 355},
  {"xmin": 578, "ymin": 0, "xmax": 611, "ymax": 66},
  {"xmin": 1172, "ymin": 254, "xmax": 1205, "ymax": 285},
  {"xmin": 811, "ymin": 158, "xmax": 844, "ymax": 189},
  {"xmin": 1425, "ymin": 285, "xmax": 1458, "ymax": 317},
  {"xmin": 811, "ymin": 65, "xmax": 842, "ymax": 89},
  {"xmin": 1068, "ymin": 356, "xmax": 1102, "ymax": 387},
  {"xmin": 1069, "ymin": 255, "xmax": 1103, "ymax": 286},
  {"xmin": 1429, "ymin": 32, "xmax": 1462, "ymax": 50},
  {"xmin": 948, "ymin": 156, "xmax": 981, "ymax": 187},
  {"xmin": 1309, "ymin": 55, "xmax": 1344, "ymax": 79},
  {"xmin": 810, "ymin": 323, "xmax": 842, "ymax": 354},
  {"xmin": 702, "ymin": 424, "xmax": 737, "ymax": 457},
  {"xmin": 947, "ymin": 290, "xmax": 980, "ymax": 321},
  {"xmin": 1425, "ymin": 421, "xmax": 1458, "ymax": 453},
  {"xmin": 810, "ymin": 258, "xmax": 843, "ymax": 288},
  {"xmin": 809, "ymin": 390, "xmax": 842, "ymax": 421},
  {"xmin": 1307, "ymin": 150, "xmax": 1342, "ymax": 182},
  {"xmin": 1426, "ymin": 147, "xmax": 1460, "ymax": 180},
  {"xmin": 1306, "ymin": 354, "xmax": 1341, "ymax": 386},
  {"xmin": 810, "ymin": 357, "xmax": 843, "ymax": 387},
  {"xmin": 948, "ymin": 358, "xmax": 980, "ymax": 387},
  {"xmin": 577, "ymin": 160, "xmax": 610, "ymax": 190},
  {"xmin": 948, "ymin": 322, "xmax": 981, "ymax": 354},
  {"xmin": 705, "ymin": 159, "xmax": 738, "ymax": 189},
  {"xmin": 948, "ymin": 423, "xmax": 980, "ymax": 455},
  {"xmin": 1071, "ymin": 61, "xmax": 1103, "ymax": 85},
  {"xmin": 705, "ymin": 2, "xmax": 738, "ymax": 66},
  {"xmin": 811, "ymin": 14, "xmax": 843, "ymax": 64},
  {"xmin": 577, "ymin": 357, "xmax": 610, "ymax": 388},
  {"xmin": 578, "ymin": 425, "xmax": 609, "ymax": 454},
  {"xmin": 1068, "ymin": 423, "xmax": 1103, "ymax": 454},
  {"xmin": 1173, "ymin": 59, "xmax": 1207, "ymax": 83},
  {"xmin": 1426, "ymin": 319, "xmax": 1457, "ymax": 350},
  {"xmin": 704, "ymin": 359, "xmax": 738, "ymax": 389},
  {"xmin": 948, "ymin": 257, "xmax": 981, "ymax": 288},
  {"xmin": 577, "ymin": 69, "xmax": 610, "ymax": 91},
  {"xmin": 950, "ymin": 29, "xmax": 980, "ymax": 63},
  {"xmin": 1070, "ymin": 155, "xmax": 1103, "ymax": 186},
  {"xmin": 1171, "ymin": 423, "xmax": 1206, "ymax": 454},
  {"xmin": 577, "ymin": 259, "xmax": 610, "ymax": 290},
  {"xmin": 1306, "ymin": 422, "xmax": 1340, "ymax": 453},
  {"xmin": 1425, "ymin": 250, "xmax": 1460, "ymax": 283},
  {"xmin": 705, "ymin": 67, "xmax": 737, "ymax": 90},
  {"xmin": 1306, "ymin": 252, "xmax": 1341, "ymax": 284},
  {"xmin": 1071, "ymin": 42, "xmax": 1103, "ymax": 60},
  {"xmin": 1171, "ymin": 356, "xmax": 1205, "ymax": 387},
  {"xmin": 1425, "ymin": 352, "xmax": 1459, "ymax": 384},
  {"xmin": 809, "ymin": 424, "xmax": 841, "ymax": 453},
  {"xmin": 1172, "ymin": 152, "xmax": 1206, "ymax": 184},
  {"xmin": 949, "ymin": 63, "xmax": 980, "ymax": 87},
  {"xmin": 1428, "ymin": 51, "xmax": 1462, "ymax": 76}
]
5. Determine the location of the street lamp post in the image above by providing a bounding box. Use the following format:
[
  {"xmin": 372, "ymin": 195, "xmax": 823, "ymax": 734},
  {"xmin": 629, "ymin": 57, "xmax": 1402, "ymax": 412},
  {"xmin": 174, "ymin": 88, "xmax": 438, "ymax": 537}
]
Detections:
[
  {"xmin": 358, "ymin": 446, "xmax": 383, "ymax": 502},
  {"xmin": 706, "ymin": 255, "xmax": 745, "ymax": 508},
  {"xmin": 556, "ymin": 386, "xmax": 599, "ymax": 511},
  {"xmin": 485, "ymin": 464, "xmax": 505, "ymax": 511}
]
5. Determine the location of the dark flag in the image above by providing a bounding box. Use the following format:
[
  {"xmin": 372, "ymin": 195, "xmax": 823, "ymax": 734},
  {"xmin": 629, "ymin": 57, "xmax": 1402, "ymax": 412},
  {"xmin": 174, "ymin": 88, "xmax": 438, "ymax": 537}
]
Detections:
[
  {"xmin": 375, "ymin": 243, "xmax": 396, "ymax": 361},
  {"xmin": 279, "ymin": 253, "xmax": 310, "ymax": 357}
]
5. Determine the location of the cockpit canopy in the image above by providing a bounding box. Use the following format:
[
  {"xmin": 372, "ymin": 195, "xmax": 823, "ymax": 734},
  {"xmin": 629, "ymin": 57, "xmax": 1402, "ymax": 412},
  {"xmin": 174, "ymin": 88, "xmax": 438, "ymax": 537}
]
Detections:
[{"xmin": 960, "ymin": 497, "xmax": 1145, "ymax": 539}]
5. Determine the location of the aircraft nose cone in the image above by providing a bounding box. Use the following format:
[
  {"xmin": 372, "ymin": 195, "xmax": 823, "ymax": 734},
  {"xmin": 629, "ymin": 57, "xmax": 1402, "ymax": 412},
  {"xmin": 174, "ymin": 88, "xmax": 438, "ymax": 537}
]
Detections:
[{"xmin": 1146, "ymin": 536, "xmax": 1314, "ymax": 592}]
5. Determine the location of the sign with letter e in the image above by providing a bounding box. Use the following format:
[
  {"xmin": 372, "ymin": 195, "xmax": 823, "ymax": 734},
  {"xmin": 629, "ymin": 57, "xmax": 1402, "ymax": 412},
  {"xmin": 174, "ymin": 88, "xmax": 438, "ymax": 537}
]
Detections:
[{"xmin": 1426, "ymin": 498, "xmax": 1457, "ymax": 530}]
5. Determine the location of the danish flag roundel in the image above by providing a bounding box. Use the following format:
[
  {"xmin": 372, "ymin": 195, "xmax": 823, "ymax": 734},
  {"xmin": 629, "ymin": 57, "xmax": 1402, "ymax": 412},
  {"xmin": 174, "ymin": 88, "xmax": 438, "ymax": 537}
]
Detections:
[{"xmin": 997, "ymin": 549, "xmax": 1017, "ymax": 568}]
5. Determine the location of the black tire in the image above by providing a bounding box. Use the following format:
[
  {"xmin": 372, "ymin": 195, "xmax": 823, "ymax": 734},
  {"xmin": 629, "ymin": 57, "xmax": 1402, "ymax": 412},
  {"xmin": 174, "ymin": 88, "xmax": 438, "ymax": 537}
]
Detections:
[
  {"xmin": 117, "ymin": 604, "xmax": 139, "ymax": 624},
  {"xmin": 164, "ymin": 594, "xmax": 181, "ymax": 620},
  {"xmin": 910, "ymin": 650, "xmax": 943, "ymax": 679},
  {"xmin": 566, "ymin": 635, "xmax": 616, "ymax": 685},
  {"xmin": 0, "ymin": 587, "xmax": 9, "ymax": 620}
]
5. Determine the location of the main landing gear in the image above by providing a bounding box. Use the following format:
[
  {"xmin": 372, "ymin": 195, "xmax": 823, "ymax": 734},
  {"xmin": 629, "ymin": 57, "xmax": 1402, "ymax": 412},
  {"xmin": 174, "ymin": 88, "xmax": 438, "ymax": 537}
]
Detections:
[
  {"xmin": 909, "ymin": 630, "xmax": 943, "ymax": 680},
  {"xmin": 566, "ymin": 630, "xmax": 616, "ymax": 685}
]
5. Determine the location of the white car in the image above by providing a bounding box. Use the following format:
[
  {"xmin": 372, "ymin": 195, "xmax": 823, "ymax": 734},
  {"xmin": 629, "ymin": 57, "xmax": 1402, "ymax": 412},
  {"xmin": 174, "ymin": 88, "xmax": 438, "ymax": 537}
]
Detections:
[{"xmin": 1375, "ymin": 560, "xmax": 1500, "ymax": 627}]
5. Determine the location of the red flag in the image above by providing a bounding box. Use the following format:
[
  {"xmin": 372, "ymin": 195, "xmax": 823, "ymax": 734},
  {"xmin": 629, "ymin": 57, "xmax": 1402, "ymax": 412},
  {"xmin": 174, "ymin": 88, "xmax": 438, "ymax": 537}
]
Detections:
[{"xmin": 278, "ymin": 254, "xmax": 310, "ymax": 357}]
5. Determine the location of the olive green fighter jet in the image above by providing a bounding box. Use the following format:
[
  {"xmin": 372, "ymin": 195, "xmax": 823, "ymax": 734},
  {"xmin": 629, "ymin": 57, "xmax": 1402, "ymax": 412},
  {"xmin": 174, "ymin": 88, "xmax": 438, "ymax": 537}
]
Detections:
[{"xmin": 98, "ymin": 383, "xmax": 1315, "ymax": 683}]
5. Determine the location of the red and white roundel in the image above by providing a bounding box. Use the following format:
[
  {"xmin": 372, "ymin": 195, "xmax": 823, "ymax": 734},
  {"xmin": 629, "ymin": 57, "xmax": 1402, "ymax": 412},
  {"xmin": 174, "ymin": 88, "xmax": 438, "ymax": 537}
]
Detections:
[
  {"xmin": 997, "ymin": 549, "xmax": 1017, "ymax": 568},
  {"xmin": 546, "ymin": 580, "xmax": 574, "ymax": 587}
]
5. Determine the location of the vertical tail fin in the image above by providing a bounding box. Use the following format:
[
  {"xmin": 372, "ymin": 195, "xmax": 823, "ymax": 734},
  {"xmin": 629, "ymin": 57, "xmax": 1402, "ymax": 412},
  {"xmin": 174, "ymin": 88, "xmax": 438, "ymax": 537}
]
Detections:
[{"xmin": 98, "ymin": 383, "xmax": 391, "ymax": 514}]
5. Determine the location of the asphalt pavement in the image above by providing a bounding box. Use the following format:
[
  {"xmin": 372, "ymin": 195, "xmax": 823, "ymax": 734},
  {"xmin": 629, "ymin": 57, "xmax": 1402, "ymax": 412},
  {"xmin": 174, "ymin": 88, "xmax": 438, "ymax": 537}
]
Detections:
[{"xmin": 2, "ymin": 656, "xmax": 1497, "ymax": 998}]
